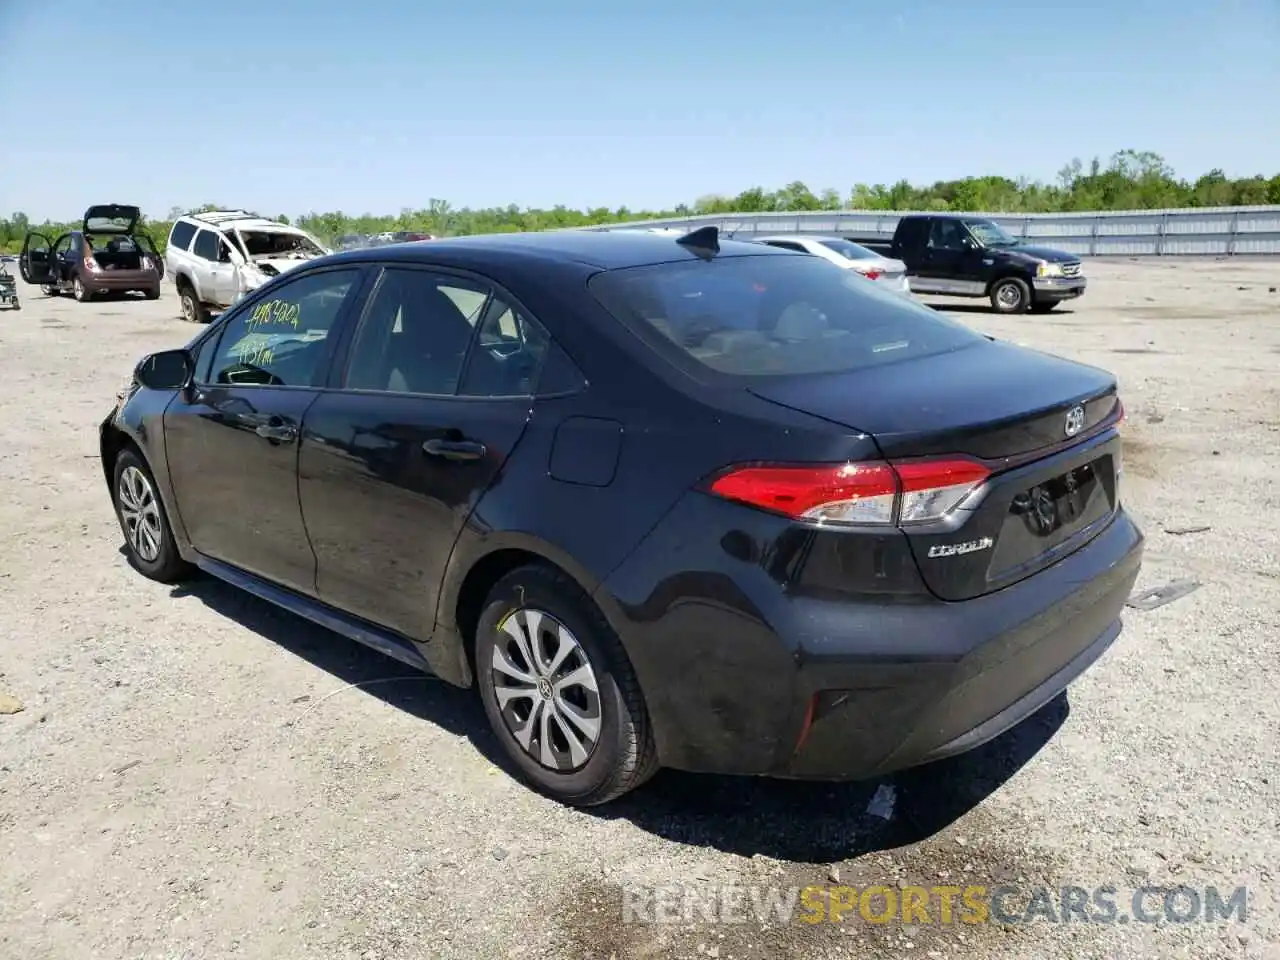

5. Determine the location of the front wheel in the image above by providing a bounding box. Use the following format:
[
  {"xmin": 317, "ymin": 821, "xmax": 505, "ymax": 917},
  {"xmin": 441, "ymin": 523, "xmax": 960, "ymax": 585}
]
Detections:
[
  {"xmin": 990, "ymin": 277, "xmax": 1031, "ymax": 314},
  {"xmin": 112, "ymin": 448, "xmax": 192, "ymax": 583},
  {"xmin": 474, "ymin": 565, "xmax": 658, "ymax": 806},
  {"xmin": 1029, "ymin": 300, "xmax": 1061, "ymax": 313}
]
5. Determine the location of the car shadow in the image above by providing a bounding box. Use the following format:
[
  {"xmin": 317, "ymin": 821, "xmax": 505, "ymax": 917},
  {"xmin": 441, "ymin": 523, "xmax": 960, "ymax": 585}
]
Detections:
[
  {"xmin": 167, "ymin": 570, "xmax": 1068, "ymax": 863},
  {"xmin": 923, "ymin": 302, "xmax": 1077, "ymax": 316}
]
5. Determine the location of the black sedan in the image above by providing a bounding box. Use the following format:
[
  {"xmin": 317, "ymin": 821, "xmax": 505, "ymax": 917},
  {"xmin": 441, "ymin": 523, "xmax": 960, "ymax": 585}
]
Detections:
[{"xmin": 100, "ymin": 227, "xmax": 1144, "ymax": 806}]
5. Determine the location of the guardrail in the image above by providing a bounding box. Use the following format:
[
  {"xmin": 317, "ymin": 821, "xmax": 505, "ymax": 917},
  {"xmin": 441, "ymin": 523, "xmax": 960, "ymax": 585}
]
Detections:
[{"xmin": 579, "ymin": 206, "xmax": 1280, "ymax": 256}]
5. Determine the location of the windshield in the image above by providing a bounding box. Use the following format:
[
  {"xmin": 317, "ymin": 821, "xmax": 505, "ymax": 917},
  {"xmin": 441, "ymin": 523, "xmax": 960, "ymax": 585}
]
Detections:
[
  {"xmin": 816, "ymin": 238, "xmax": 879, "ymax": 261},
  {"xmin": 237, "ymin": 230, "xmax": 324, "ymax": 259},
  {"xmin": 588, "ymin": 255, "xmax": 983, "ymax": 378},
  {"xmin": 964, "ymin": 220, "xmax": 1019, "ymax": 247}
]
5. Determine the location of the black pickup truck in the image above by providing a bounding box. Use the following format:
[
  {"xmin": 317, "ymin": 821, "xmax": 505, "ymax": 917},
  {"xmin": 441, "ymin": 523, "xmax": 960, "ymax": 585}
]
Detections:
[{"xmin": 850, "ymin": 214, "xmax": 1085, "ymax": 314}]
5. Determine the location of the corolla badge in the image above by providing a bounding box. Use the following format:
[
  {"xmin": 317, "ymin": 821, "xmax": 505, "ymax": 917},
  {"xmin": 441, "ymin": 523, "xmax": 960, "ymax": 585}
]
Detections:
[
  {"xmin": 927, "ymin": 537, "xmax": 994, "ymax": 559},
  {"xmin": 1064, "ymin": 404, "xmax": 1086, "ymax": 437}
]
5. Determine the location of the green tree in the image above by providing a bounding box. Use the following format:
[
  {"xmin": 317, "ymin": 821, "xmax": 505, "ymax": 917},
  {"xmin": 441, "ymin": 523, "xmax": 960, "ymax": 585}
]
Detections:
[{"xmin": 2, "ymin": 151, "xmax": 1276, "ymax": 254}]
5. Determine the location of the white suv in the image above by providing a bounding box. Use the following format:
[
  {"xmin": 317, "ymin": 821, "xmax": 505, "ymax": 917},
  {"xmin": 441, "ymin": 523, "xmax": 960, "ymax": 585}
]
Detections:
[{"xmin": 164, "ymin": 211, "xmax": 330, "ymax": 323}]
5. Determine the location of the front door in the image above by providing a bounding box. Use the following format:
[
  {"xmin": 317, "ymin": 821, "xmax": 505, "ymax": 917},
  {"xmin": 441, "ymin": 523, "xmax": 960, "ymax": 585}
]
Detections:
[
  {"xmin": 19, "ymin": 232, "xmax": 54, "ymax": 285},
  {"xmin": 298, "ymin": 266, "xmax": 541, "ymax": 641},
  {"xmin": 163, "ymin": 265, "xmax": 367, "ymax": 593},
  {"xmin": 916, "ymin": 219, "xmax": 984, "ymax": 296}
]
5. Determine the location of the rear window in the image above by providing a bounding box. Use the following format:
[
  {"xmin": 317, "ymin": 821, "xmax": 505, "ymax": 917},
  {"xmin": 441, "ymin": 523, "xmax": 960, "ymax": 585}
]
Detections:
[
  {"xmin": 588, "ymin": 255, "xmax": 983, "ymax": 378},
  {"xmin": 817, "ymin": 239, "xmax": 878, "ymax": 261},
  {"xmin": 168, "ymin": 220, "xmax": 197, "ymax": 252}
]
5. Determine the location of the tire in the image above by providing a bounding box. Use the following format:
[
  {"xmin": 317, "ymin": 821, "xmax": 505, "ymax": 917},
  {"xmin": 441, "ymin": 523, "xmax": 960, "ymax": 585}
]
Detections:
[
  {"xmin": 178, "ymin": 281, "xmax": 207, "ymax": 323},
  {"xmin": 42, "ymin": 284, "xmax": 58, "ymax": 297},
  {"xmin": 73, "ymin": 275, "xmax": 92, "ymax": 302},
  {"xmin": 474, "ymin": 564, "xmax": 658, "ymax": 806},
  {"xmin": 989, "ymin": 277, "xmax": 1031, "ymax": 314},
  {"xmin": 1030, "ymin": 300, "xmax": 1060, "ymax": 313},
  {"xmin": 144, "ymin": 287, "xmax": 160, "ymax": 301},
  {"xmin": 111, "ymin": 448, "xmax": 192, "ymax": 584}
]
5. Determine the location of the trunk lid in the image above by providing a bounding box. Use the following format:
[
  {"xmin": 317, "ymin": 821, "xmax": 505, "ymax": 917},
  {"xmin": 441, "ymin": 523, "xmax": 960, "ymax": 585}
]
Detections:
[
  {"xmin": 747, "ymin": 339, "xmax": 1123, "ymax": 600},
  {"xmin": 83, "ymin": 204, "xmax": 141, "ymax": 234}
]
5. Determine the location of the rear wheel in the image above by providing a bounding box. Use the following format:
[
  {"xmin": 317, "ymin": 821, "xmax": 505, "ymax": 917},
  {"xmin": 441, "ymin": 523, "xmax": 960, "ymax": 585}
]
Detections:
[
  {"xmin": 178, "ymin": 281, "xmax": 207, "ymax": 323},
  {"xmin": 144, "ymin": 287, "xmax": 160, "ymax": 300},
  {"xmin": 474, "ymin": 564, "xmax": 658, "ymax": 806},
  {"xmin": 42, "ymin": 284, "xmax": 58, "ymax": 297},
  {"xmin": 990, "ymin": 277, "xmax": 1030, "ymax": 314},
  {"xmin": 72, "ymin": 275, "xmax": 92, "ymax": 302},
  {"xmin": 111, "ymin": 448, "xmax": 192, "ymax": 583}
]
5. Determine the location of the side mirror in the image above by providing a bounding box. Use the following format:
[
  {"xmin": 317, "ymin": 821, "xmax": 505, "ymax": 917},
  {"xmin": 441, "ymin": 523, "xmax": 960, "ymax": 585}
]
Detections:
[{"xmin": 135, "ymin": 348, "xmax": 193, "ymax": 390}]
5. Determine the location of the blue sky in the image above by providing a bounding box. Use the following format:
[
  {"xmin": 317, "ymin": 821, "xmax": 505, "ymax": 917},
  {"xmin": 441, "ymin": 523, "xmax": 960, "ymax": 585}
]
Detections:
[{"xmin": 2, "ymin": 0, "xmax": 1277, "ymax": 221}]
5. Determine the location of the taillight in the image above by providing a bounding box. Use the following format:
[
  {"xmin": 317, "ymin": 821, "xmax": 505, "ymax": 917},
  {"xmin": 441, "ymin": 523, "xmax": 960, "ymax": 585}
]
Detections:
[
  {"xmin": 1115, "ymin": 398, "xmax": 1125, "ymax": 424},
  {"xmin": 141, "ymin": 256, "xmax": 155, "ymax": 272},
  {"xmin": 83, "ymin": 256, "xmax": 101, "ymax": 273},
  {"xmin": 861, "ymin": 270, "xmax": 882, "ymax": 281},
  {"xmin": 707, "ymin": 458, "xmax": 990, "ymax": 526}
]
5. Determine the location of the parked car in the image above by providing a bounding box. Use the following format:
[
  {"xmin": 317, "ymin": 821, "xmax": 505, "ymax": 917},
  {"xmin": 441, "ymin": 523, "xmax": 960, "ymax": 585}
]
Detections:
[
  {"xmin": 20, "ymin": 204, "xmax": 163, "ymax": 302},
  {"xmin": 165, "ymin": 210, "xmax": 330, "ymax": 323},
  {"xmin": 101, "ymin": 227, "xmax": 1142, "ymax": 806},
  {"xmin": 754, "ymin": 235, "xmax": 911, "ymax": 296},
  {"xmin": 849, "ymin": 214, "xmax": 1085, "ymax": 314}
]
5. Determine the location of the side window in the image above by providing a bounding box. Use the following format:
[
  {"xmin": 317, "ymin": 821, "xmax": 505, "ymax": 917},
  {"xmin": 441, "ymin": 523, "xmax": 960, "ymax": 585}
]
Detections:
[
  {"xmin": 207, "ymin": 269, "xmax": 359, "ymax": 387},
  {"xmin": 192, "ymin": 229, "xmax": 219, "ymax": 261},
  {"xmin": 458, "ymin": 295, "xmax": 550, "ymax": 397},
  {"xmin": 928, "ymin": 220, "xmax": 965, "ymax": 251},
  {"xmin": 168, "ymin": 221, "xmax": 197, "ymax": 252},
  {"xmin": 344, "ymin": 269, "xmax": 486, "ymax": 396}
]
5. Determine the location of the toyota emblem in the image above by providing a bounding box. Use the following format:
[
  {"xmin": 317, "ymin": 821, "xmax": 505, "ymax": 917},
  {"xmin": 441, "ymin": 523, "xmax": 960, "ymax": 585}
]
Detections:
[{"xmin": 1064, "ymin": 405, "xmax": 1086, "ymax": 437}]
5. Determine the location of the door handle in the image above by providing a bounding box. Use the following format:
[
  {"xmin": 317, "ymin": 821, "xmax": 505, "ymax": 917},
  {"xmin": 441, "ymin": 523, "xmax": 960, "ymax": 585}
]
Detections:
[
  {"xmin": 254, "ymin": 420, "xmax": 297, "ymax": 443},
  {"xmin": 422, "ymin": 438, "xmax": 486, "ymax": 461}
]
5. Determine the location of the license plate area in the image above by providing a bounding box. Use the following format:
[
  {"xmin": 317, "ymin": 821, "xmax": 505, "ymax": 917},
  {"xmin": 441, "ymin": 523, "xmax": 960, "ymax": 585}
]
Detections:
[{"xmin": 987, "ymin": 454, "xmax": 1116, "ymax": 582}]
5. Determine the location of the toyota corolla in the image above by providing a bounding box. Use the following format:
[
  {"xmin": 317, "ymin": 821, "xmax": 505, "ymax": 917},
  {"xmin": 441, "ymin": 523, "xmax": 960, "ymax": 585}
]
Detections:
[{"xmin": 100, "ymin": 227, "xmax": 1143, "ymax": 806}]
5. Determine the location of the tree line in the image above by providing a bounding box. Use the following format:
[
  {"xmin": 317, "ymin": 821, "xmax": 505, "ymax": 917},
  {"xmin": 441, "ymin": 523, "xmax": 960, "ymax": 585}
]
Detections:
[{"xmin": 3, "ymin": 150, "xmax": 1278, "ymax": 254}]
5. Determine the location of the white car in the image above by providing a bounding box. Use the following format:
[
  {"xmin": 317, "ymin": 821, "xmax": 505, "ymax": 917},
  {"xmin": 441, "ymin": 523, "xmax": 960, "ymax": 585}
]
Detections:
[
  {"xmin": 755, "ymin": 235, "xmax": 912, "ymax": 296},
  {"xmin": 165, "ymin": 211, "xmax": 330, "ymax": 323}
]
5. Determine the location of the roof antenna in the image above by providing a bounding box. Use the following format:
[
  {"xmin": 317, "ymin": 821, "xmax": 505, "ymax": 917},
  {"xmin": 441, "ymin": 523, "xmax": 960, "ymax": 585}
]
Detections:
[{"xmin": 676, "ymin": 225, "xmax": 720, "ymax": 260}]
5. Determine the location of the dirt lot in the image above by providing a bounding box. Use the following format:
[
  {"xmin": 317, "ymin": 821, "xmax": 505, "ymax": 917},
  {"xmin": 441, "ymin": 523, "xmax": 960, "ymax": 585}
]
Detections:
[{"xmin": 1, "ymin": 258, "xmax": 1278, "ymax": 960}]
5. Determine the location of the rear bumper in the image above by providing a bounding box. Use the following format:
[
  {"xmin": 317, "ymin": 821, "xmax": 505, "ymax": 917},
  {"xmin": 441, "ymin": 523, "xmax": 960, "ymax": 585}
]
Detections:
[
  {"xmin": 1032, "ymin": 276, "xmax": 1087, "ymax": 300},
  {"xmin": 86, "ymin": 271, "xmax": 159, "ymax": 292},
  {"xmin": 601, "ymin": 499, "xmax": 1142, "ymax": 780}
]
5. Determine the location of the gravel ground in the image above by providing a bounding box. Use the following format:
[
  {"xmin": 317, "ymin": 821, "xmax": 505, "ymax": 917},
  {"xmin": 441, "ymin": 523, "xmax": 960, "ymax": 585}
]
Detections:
[{"xmin": 1, "ymin": 258, "xmax": 1278, "ymax": 960}]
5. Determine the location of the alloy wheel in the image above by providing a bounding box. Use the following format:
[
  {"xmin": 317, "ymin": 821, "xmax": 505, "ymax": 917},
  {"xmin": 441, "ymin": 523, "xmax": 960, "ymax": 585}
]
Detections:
[
  {"xmin": 117, "ymin": 465, "xmax": 163, "ymax": 562},
  {"xmin": 997, "ymin": 282, "xmax": 1022, "ymax": 309},
  {"xmin": 490, "ymin": 608, "xmax": 602, "ymax": 771},
  {"xmin": 181, "ymin": 292, "xmax": 195, "ymax": 322}
]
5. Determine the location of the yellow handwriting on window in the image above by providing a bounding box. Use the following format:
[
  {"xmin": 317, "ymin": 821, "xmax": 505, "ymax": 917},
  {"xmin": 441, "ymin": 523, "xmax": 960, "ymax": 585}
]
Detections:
[
  {"xmin": 233, "ymin": 337, "xmax": 275, "ymax": 368},
  {"xmin": 247, "ymin": 298, "xmax": 300, "ymax": 330}
]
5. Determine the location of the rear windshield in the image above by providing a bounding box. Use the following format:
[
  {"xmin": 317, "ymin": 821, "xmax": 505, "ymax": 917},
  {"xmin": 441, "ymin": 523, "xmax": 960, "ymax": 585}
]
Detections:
[
  {"xmin": 817, "ymin": 238, "xmax": 879, "ymax": 260},
  {"xmin": 588, "ymin": 254, "xmax": 983, "ymax": 378}
]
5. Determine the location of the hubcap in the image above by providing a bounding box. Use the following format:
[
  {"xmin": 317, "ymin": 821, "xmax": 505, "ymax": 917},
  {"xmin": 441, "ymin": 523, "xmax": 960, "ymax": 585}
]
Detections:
[
  {"xmin": 181, "ymin": 294, "xmax": 194, "ymax": 322},
  {"xmin": 490, "ymin": 609, "xmax": 602, "ymax": 771},
  {"xmin": 117, "ymin": 465, "xmax": 163, "ymax": 562},
  {"xmin": 998, "ymin": 283, "xmax": 1021, "ymax": 307}
]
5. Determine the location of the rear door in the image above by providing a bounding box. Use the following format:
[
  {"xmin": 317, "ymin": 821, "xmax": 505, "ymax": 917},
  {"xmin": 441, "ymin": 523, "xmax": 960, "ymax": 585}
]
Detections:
[
  {"xmin": 162, "ymin": 265, "xmax": 369, "ymax": 594},
  {"xmin": 297, "ymin": 265, "xmax": 540, "ymax": 640},
  {"xmin": 19, "ymin": 232, "xmax": 54, "ymax": 284},
  {"xmin": 83, "ymin": 204, "xmax": 141, "ymax": 234},
  {"xmin": 136, "ymin": 234, "xmax": 165, "ymax": 279}
]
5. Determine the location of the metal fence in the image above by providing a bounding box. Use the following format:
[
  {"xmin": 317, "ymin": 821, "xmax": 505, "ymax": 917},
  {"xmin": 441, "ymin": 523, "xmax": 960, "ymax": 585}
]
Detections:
[{"xmin": 579, "ymin": 206, "xmax": 1280, "ymax": 256}]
